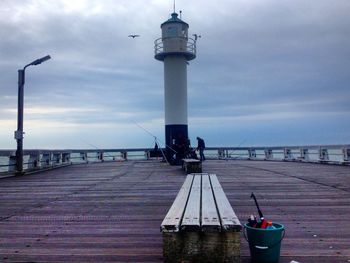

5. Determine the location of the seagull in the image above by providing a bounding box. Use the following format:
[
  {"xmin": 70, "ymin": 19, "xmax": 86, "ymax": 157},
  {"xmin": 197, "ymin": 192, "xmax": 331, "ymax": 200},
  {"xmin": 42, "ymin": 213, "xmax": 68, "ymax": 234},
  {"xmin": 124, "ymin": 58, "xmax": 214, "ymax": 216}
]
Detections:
[{"xmin": 128, "ymin": 35, "xmax": 140, "ymax": 38}]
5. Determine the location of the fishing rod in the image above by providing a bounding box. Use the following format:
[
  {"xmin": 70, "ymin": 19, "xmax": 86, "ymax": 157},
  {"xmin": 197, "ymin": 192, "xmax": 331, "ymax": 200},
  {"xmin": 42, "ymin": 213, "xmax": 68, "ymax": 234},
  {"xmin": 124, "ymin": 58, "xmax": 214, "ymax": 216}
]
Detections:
[
  {"xmin": 80, "ymin": 139, "xmax": 115, "ymax": 160},
  {"xmin": 130, "ymin": 120, "xmax": 177, "ymax": 165},
  {"xmin": 225, "ymin": 138, "xmax": 247, "ymax": 159},
  {"xmin": 153, "ymin": 139, "xmax": 170, "ymax": 165},
  {"xmin": 131, "ymin": 120, "xmax": 177, "ymax": 153},
  {"xmin": 250, "ymin": 192, "xmax": 268, "ymax": 228},
  {"xmin": 132, "ymin": 120, "xmax": 157, "ymax": 141}
]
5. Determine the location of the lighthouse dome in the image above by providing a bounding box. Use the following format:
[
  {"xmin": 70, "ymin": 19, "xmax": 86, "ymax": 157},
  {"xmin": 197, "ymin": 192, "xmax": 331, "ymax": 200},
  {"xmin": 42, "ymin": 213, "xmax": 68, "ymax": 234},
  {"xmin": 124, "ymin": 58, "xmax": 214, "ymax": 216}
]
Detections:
[
  {"xmin": 161, "ymin": 13, "xmax": 189, "ymax": 27},
  {"xmin": 155, "ymin": 12, "xmax": 196, "ymax": 61}
]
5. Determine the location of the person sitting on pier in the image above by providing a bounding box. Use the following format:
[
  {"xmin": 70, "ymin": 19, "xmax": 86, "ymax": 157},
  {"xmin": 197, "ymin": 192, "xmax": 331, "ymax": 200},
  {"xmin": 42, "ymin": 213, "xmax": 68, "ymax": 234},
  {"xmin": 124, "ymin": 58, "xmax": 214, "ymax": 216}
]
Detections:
[{"xmin": 174, "ymin": 133, "xmax": 188, "ymax": 164}]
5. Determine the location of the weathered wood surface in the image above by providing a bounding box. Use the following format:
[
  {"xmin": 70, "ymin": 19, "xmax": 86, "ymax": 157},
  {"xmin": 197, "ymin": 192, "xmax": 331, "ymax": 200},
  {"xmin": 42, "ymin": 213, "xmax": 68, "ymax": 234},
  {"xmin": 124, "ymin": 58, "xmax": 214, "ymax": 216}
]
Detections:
[
  {"xmin": 0, "ymin": 160, "xmax": 350, "ymax": 262},
  {"xmin": 181, "ymin": 175, "xmax": 201, "ymax": 231},
  {"xmin": 161, "ymin": 174, "xmax": 193, "ymax": 232},
  {"xmin": 210, "ymin": 174, "xmax": 242, "ymax": 231},
  {"xmin": 201, "ymin": 174, "xmax": 221, "ymax": 231}
]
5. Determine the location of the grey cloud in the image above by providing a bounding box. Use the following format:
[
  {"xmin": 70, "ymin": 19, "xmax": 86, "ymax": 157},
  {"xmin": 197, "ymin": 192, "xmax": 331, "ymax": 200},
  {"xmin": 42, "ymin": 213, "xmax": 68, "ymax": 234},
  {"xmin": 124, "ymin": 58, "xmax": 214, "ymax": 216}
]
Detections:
[{"xmin": 0, "ymin": 0, "xmax": 349, "ymax": 148}]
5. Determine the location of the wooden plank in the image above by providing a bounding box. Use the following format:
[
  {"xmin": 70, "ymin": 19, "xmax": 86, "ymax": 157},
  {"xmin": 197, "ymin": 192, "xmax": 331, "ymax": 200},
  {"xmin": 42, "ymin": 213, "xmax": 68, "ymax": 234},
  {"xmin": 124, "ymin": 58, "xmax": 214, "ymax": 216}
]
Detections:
[
  {"xmin": 181, "ymin": 174, "xmax": 201, "ymax": 231},
  {"xmin": 210, "ymin": 174, "xmax": 242, "ymax": 231},
  {"xmin": 161, "ymin": 174, "xmax": 193, "ymax": 232},
  {"xmin": 201, "ymin": 174, "xmax": 221, "ymax": 231}
]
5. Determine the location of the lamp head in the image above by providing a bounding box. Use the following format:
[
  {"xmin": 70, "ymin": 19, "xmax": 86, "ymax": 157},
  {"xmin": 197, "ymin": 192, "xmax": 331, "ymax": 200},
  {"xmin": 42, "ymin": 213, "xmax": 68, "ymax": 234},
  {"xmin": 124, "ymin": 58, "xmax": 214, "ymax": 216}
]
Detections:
[{"xmin": 31, "ymin": 55, "xmax": 51, "ymax": 66}]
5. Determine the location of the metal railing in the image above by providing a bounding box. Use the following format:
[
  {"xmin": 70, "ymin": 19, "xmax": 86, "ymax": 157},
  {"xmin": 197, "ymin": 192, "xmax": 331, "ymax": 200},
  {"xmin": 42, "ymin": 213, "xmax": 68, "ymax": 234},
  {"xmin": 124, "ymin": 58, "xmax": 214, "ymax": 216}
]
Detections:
[
  {"xmin": 205, "ymin": 145, "xmax": 350, "ymax": 165},
  {"xmin": 154, "ymin": 37, "xmax": 196, "ymax": 58},
  {"xmin": 1, "ymin": 145, "xmax": 349, "ymax": 175},
  {"xmin": 0, "ymin": 148, "xmax": 152, "ymax": 175}
]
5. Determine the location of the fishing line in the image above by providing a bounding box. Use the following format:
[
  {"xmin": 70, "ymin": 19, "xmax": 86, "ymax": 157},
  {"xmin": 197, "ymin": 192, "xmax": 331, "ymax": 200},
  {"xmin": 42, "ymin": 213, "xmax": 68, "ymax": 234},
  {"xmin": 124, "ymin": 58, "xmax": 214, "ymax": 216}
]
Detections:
[
  {"xmin": 132, "ymin": 120, "xmax": 157, "ymax": 141},
  {"xmin": 131, "ymin": 120, "xmax": 171, "ymax": 164},
  {"xmin": 154, "ymin": 139, "xmax": 170, "ymax": 165},
  {"xmin": 130, "ymin": 120, "xmax": 175, "ymax": 164},
  {"xmin": 227, "ymin": 138, "xmax": 247, "ymax": 158},
  {"xmin": 130, "ymin": 120, "xmax": 178, "ymax": 154},
  {"xmin": 80, "ymin": 139, "xmax": 115, "ymax": 160}
]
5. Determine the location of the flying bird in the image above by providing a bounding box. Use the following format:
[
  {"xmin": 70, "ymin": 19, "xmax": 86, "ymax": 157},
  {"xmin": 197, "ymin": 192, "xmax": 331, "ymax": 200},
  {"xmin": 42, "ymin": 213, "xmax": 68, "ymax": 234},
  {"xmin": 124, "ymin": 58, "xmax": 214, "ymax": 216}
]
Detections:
[{"xmin": 128, "ymin": 35, "xmax": 140, "ymax": 38}]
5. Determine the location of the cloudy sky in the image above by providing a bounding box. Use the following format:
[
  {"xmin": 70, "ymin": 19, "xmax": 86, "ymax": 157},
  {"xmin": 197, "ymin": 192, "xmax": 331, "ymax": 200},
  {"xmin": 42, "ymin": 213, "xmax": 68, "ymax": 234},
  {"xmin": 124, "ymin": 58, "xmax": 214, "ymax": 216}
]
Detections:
[{"xmin": 0, "ymin": 0, "xmax": 349, "ymax": 149}]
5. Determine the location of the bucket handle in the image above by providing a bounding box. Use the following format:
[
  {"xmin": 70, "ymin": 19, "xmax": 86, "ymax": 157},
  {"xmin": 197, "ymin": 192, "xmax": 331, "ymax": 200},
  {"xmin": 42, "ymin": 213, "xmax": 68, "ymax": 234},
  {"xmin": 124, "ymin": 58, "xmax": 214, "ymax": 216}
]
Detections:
[{"xmin": 243, "ymin": 227, "xmax": 285, "ymax": 250}]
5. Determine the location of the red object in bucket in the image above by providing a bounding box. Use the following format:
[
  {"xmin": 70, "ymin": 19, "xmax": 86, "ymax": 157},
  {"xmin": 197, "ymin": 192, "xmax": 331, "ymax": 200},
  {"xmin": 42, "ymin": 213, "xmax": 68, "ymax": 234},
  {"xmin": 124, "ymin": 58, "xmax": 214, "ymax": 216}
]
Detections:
[
  {"xmin": 260, "ymin": 219, "xmax": 268, "ymax": 229},
  {"xmin": 251, "ymin": 193, "xmax": 268, "ymax": 229}
]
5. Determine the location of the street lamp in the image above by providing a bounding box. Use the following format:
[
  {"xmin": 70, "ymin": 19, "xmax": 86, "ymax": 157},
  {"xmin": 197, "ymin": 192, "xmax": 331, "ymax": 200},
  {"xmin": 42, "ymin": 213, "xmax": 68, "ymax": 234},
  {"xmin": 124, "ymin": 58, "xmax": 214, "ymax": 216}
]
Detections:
[{"xmin": 15, "ymin": 55, "xmax": 51, "ymax": 174}]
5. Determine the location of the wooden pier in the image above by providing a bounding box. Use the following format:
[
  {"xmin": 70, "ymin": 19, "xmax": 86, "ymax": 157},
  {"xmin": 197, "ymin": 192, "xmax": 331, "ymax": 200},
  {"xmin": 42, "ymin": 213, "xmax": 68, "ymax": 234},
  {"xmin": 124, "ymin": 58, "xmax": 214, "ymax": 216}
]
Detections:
[{"xmin": 0, "ymin": 160, "xmax": 349, "ymax": 262}]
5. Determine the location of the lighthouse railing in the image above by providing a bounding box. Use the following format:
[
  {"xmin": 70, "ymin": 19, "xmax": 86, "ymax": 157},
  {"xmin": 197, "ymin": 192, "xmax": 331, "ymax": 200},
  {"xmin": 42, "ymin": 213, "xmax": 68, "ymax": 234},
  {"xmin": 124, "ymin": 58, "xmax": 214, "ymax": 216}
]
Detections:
[{"xmin": 154, "ymin": 37, "xmax": 196, "ymax": 56}]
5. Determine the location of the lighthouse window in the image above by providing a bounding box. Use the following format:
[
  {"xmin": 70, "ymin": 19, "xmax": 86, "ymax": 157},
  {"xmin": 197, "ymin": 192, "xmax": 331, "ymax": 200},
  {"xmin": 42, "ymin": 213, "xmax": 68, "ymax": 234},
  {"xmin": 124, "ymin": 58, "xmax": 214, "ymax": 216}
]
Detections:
[
  {"xmin": 167, "ymin": 26, "xmax": 178, "ymax": 37},
  {"xmin": 182, "ymin": 25, "xmax": 188, "ymax": 38}
]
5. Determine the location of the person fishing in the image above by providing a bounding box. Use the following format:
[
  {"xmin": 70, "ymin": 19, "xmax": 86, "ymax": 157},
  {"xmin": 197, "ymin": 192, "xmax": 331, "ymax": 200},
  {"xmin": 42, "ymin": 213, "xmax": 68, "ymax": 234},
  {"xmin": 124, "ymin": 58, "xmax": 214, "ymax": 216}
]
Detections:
[
  {"xmin": 174, "ymin": 133, "xmax": 188, "ymax": 164},
  {"xmin": 196, "ymin": 137, "xmax": 206, "ymax": 161}
]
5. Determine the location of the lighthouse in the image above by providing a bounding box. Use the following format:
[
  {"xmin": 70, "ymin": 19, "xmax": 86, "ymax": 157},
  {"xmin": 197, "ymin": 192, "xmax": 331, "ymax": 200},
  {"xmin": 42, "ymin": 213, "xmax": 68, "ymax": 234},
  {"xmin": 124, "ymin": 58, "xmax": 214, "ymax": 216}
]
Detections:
[{"xmin": 154, "ymin": 12, "xmax": 196, "ymax": 163}]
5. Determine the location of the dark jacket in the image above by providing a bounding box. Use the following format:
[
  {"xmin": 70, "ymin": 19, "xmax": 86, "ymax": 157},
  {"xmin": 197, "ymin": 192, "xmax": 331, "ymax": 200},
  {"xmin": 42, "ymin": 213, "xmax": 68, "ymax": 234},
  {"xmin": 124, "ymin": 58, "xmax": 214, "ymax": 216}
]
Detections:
[{"xmin": 197, "ymin": 138, "xmax": 205, "ymax": 149}]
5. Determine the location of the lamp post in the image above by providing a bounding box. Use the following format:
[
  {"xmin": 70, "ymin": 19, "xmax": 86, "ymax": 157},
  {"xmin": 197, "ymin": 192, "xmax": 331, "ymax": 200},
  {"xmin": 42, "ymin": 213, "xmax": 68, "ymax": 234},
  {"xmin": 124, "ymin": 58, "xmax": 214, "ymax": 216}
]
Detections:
[{"xmin": 15, "ymin": 55, "xmax": 51, "ymax": 174}]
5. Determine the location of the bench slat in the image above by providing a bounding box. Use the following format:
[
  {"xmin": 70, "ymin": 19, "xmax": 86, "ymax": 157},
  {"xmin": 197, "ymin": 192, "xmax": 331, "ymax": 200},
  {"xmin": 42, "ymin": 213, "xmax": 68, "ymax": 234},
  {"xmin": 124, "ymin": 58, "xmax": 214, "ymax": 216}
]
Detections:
[
  {"xmin": 161, "ymin": 174, "xmax": 194, "ymax": 232},
  {"xmin": 201, "ymin": 174, "xmax": 221, "ymax": 231},
  {"xmin": 210, "ymin": 174, "xmax": 242, "ymax": 231},
  {"xmin": 181, "ymin": 174, "xmax": 201, "ymax": 231}
]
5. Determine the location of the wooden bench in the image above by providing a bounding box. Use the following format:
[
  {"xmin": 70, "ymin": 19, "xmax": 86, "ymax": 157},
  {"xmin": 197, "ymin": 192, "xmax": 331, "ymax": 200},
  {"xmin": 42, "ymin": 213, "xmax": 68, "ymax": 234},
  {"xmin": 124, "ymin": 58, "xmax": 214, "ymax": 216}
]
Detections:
[
  {"xmin": 161, "ymin": 173, "xmax": 242, "ymax": 262},
  {"xmin": 182, "ymin": 158, "xmax": 202, "ymax": 174}
]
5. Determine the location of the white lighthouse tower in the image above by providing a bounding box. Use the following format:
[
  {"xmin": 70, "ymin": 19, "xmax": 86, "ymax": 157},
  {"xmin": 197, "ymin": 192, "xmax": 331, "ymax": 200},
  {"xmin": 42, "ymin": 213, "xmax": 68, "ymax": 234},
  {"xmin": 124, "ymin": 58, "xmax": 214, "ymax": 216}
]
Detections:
[{"xmin": 154, "ymin": 12, "xmax": 196, "ymax": 163}]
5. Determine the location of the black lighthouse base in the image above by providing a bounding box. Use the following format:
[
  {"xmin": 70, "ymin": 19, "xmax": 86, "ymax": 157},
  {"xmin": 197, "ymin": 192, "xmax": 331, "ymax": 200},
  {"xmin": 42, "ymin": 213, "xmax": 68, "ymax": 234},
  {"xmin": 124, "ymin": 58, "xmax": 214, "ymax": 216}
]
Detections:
[{"xmin": 165, "ymin": 124, "xmax": 189, "ymax": 165}]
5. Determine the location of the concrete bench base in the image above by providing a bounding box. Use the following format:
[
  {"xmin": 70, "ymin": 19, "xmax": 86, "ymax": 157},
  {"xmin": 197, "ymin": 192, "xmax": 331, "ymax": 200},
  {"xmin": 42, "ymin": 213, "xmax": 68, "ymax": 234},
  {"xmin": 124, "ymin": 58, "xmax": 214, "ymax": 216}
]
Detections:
[
  {"xmin": 163, "ymin": 231, "xmax": 240, "ymax": 263},
  {"xmin": 182, "ymin": 158, "xmax": 202, "ymax": 174}
]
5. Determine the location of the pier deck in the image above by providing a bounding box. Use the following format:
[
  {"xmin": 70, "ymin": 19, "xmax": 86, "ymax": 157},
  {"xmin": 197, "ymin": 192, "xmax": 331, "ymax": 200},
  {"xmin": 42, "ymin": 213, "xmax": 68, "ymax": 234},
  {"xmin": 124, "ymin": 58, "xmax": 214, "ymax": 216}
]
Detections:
[{"xmin": 0, "ymin": 160, "xmax": 349, "ymax": 262}]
